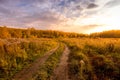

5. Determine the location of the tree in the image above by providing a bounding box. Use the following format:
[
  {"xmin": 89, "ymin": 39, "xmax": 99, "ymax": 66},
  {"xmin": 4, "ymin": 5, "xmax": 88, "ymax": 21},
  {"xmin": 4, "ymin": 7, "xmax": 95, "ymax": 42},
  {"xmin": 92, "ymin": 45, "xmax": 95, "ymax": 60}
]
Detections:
[{"xmin": 0, "ymin": 26, "xmax": 11, "ymax": 38}]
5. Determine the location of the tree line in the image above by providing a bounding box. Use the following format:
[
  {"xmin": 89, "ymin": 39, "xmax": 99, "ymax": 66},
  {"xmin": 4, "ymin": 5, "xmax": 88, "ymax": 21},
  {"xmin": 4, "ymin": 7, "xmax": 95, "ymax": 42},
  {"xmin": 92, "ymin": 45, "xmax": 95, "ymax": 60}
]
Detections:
[
  {"xmin": 1, "ymin": 26, "xmax": 120, "ymax": 38},
  {"xmin": 90, "ymin": 30, "xmax": 120, "ymax": 38},
  {"xmin": 0, "ymin": 26, "xmax": 87, "ymax": 38}
]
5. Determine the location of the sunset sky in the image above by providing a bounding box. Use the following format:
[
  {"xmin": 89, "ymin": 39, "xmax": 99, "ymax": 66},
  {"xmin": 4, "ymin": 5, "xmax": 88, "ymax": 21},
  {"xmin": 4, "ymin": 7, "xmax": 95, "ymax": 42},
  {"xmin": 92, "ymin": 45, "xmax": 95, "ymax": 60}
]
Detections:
[{"xmin": 0, "ymin": 0, "xmax": 120, "ymax": 34}]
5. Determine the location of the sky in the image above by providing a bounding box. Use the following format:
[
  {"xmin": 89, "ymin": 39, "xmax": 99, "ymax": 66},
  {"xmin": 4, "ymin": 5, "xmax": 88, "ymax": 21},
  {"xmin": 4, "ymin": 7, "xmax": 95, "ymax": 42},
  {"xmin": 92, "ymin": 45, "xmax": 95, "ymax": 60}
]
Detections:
[{"xmin": 0, "ymin": 0, "xmax": 120, "ymax": 34}]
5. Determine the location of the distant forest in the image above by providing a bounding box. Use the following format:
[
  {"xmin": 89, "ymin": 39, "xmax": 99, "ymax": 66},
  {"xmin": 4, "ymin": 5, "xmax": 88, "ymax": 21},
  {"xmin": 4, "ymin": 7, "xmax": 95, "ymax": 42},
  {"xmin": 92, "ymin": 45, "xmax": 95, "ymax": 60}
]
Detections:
[
  {"xmin": 90, "ymin": 30, "xmax": 120, "ymax": 38},
  {"xmin": 0, "ymin": 26, "xmax": 120, "ymax": 38},
  {"xmin": 0, "ymin": 26, "xmax": 87, "ymax": 38}
]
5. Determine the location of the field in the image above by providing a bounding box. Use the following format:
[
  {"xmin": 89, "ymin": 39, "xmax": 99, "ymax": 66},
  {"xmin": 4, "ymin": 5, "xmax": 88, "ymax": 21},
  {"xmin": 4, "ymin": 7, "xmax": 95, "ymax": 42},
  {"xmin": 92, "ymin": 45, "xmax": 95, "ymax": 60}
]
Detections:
[
  {"xmin": 0, "ymin": 37, "xmax": 120, "ymax": 80},
  {"xmin": 0, "ymin": 0, "xmax": 120, "ymax": 80},
  {"xmin": 62, "ymin": 38, "xmax": 120, "ymax": 80},
  {"xmin": 0, "ymin": 38, "xmax": 58, "ymax": 79}
]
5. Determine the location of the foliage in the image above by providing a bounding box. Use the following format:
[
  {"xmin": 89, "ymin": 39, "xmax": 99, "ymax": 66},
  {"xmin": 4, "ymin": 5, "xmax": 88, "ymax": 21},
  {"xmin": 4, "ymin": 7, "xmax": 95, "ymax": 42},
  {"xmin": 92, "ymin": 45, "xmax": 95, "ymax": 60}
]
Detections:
[
  {"xmin": 90, "ymin": 30, "xmax": 120, "ymax": 38},
  {"xmin": 0, "ymin": 38, "xmax": 57, "ymax": 79},
  {"xmin": 1, "ymin": 26, "xmax": 120, "ymax": 80},
  {"xmin": 62, "ymin": 38, "xmax": 120, "ymax": 80},
  {"xmin": 0, "ymin": 26, "xmax": 87, "ymax": 38},
  {"xmin": 1, "ymin": 26, "xmax": 120, "ymax": 38}
]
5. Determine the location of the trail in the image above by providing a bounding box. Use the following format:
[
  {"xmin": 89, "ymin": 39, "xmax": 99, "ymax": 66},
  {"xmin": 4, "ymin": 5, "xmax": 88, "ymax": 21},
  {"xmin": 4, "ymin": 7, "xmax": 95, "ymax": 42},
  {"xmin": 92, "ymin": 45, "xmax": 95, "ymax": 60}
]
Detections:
[
  {"xmin": 12, "ymin": 45, "xmax": 59, "ymax": 80},
  {"xmin": 51, "ymin": 45, "xmax": 70, "ymax": 80}
]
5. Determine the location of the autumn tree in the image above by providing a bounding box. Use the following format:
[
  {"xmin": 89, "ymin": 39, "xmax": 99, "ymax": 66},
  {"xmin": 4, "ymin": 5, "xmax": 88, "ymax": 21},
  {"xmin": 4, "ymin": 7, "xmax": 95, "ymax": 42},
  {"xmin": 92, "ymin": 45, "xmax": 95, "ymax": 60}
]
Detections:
[{"xmin": 0, "ymin": 26, "xmax": 11, "ymax": 38}]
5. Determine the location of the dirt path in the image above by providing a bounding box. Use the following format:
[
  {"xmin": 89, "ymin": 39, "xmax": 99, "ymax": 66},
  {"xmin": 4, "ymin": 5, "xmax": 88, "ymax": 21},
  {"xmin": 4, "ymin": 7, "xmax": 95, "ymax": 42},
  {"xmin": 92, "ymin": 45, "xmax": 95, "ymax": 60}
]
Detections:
[
  {"xmin": 51, "ymin": 45, "xmax": 70, "ymax": 80},
  {"xmin": 12, "ymin": 46, "xmax": 59, "ymax": 80}
]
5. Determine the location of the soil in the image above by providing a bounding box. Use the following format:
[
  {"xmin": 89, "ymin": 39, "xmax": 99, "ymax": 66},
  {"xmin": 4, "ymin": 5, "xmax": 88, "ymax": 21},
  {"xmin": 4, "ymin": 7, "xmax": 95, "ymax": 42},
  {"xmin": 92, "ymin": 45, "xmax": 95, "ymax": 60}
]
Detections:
[{"xmin": 50, "ymin": 45, "xmax": 70, "ymax": 80}]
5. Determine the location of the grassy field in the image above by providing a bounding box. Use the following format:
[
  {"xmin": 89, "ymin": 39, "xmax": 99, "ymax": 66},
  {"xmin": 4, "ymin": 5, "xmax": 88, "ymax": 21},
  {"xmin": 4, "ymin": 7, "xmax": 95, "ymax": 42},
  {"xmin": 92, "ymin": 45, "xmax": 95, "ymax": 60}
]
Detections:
[
  {"xmin": 0, "ymin": 38, "xmax": 120, "ymax": 80},
  {"xmin": 62, "ymin": 38, "xmax": 120, "ymax": 80},
  {"xmin": 0, "ymin": 38, "xmax": 58, "ymax": 79}
]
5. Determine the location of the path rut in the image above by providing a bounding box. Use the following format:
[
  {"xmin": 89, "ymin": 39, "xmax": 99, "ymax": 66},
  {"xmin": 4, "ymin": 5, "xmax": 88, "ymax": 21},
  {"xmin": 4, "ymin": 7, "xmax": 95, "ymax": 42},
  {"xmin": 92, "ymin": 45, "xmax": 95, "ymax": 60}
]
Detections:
[
  {"xmin": 12, "ymin": 46, "xmax": 59, "ymax": 80},
  {"xmin": 51, "ymin": 45, "xmax": 70, "ymax": 80}
]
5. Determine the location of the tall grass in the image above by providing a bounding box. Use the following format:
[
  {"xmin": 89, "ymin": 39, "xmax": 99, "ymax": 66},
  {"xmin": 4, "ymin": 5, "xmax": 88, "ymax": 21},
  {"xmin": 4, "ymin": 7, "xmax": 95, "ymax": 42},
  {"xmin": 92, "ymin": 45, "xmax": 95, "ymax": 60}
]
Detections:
[
  {"xmin": 0, "ymin": 38, "xmax": 57, "ymax": 79},
  {"xmin": 62, "ymin": 38, "xmax": 120, "ymax": 80},
  {"xmin": 0, "ymin": 38, "xmax": 120, "ymax": 80}
]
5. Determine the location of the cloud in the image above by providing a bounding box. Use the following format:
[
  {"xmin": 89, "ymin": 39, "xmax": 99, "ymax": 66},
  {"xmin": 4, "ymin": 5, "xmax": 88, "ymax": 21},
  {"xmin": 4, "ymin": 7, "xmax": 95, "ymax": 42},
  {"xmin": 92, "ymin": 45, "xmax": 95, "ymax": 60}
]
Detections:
[
  {"xmin": 87, "ymin": 3, "xmax": 98, "ymax": 9},
  {"xmin": 81, "ymin": 24, "xmax": 101, "ymax": 29},
  {"xmin": 105, "ymin": 0, "xmax": 120, "ymax": 7},
  {"xmin": 0, "ymin": 0, "xmax": 6, "ymax": 3},
  {"xmin": 0, "ymin": 6, "xmax": 10, "ymax": 14},
  {"xmin": 49, "ymin": 24, "xmax": 102, "ymax": 34},
  {"xmin": 0, "ymin": 0, "xmax": 120, "ymax": 33}
]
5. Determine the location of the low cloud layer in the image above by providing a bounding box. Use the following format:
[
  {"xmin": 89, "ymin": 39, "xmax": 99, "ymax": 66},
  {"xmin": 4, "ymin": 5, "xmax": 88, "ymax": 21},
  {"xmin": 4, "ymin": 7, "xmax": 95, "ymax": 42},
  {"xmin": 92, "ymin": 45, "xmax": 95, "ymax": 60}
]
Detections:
[{"xmin": 0, "ymin": 0, "xmax": 120, "ymax": 33}]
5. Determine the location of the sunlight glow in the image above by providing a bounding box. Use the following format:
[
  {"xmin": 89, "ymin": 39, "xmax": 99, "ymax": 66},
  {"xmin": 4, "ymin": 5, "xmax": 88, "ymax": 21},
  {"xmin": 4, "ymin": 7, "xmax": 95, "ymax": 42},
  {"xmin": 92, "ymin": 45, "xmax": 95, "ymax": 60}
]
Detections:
[{"xmin": 72, "ymin": 5, "xmax": 120, "ymax": 34}]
